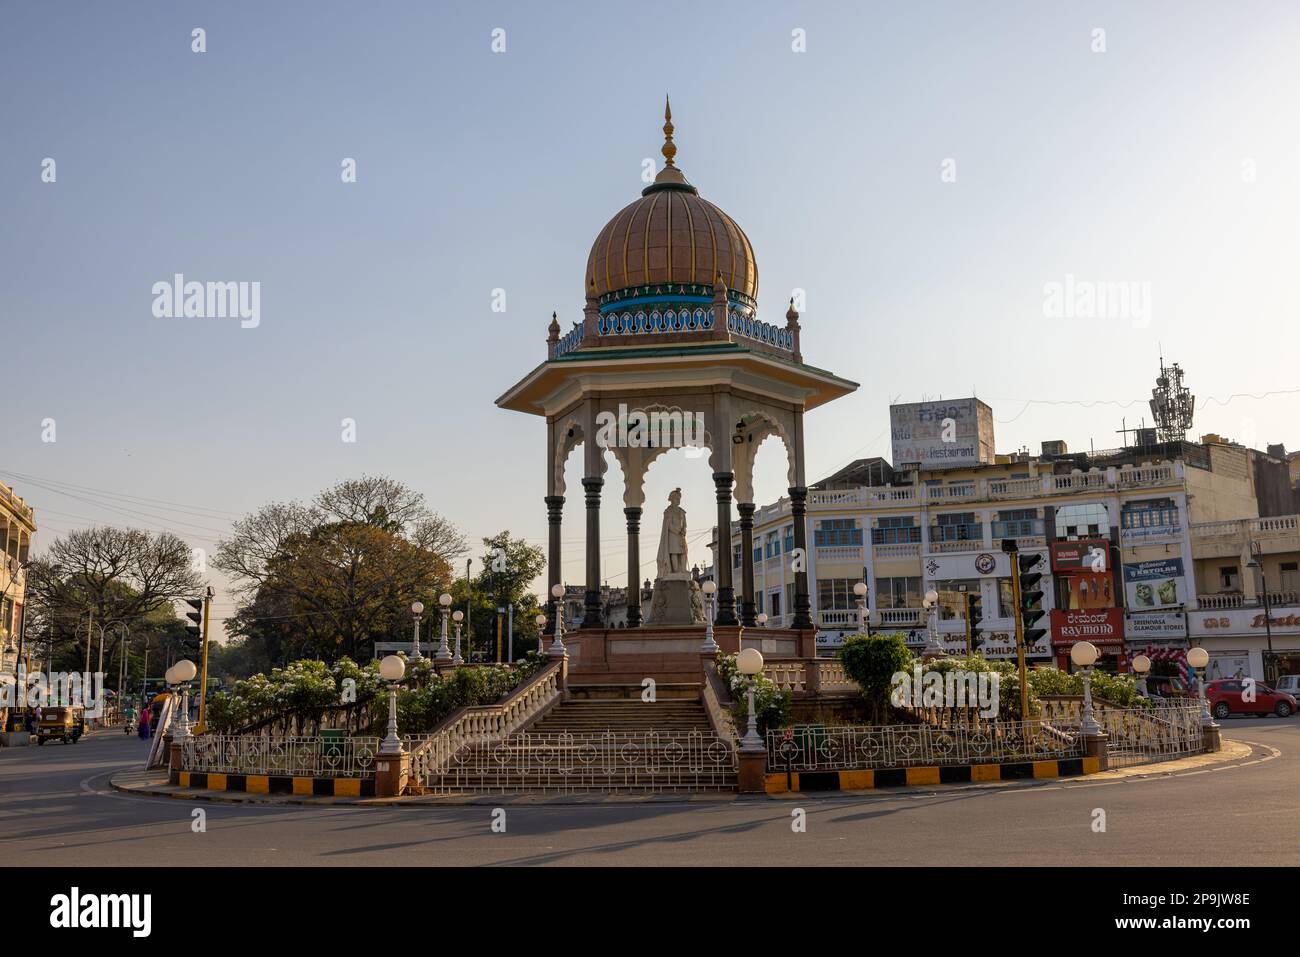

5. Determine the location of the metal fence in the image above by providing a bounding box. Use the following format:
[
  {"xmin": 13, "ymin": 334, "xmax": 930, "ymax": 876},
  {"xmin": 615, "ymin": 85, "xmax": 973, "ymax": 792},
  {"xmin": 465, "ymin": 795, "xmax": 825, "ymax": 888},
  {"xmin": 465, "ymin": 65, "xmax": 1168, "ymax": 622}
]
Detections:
[
  {"xmin": 767, "ymin": 720, "xmax": 1084, "ymax": 772},
  {"xmin": 1099, "ymin": 704, "xmax": 1204, "ymax": 769},
  {"xmin": 423, "ymin": 730, "xmax": 738, "ymax": 794},
  {"xmin": 181, "ymin": 734, "xmax": 380, "ymax": 778}
]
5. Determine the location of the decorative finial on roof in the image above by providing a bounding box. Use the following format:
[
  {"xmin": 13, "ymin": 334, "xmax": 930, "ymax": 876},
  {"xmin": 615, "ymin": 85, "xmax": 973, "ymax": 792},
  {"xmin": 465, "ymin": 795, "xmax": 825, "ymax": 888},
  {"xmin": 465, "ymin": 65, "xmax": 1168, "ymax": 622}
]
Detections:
[
  {"xmin": 662, "ymin": 95, "xmax": 677, "ymax": 168},
  {"xmin": 548, "ymin": 311, "xmax": 560, "ymax": 336},
  {"xmin": 786, "ymin": 298, "xmax": 800, "ymax": 323}
]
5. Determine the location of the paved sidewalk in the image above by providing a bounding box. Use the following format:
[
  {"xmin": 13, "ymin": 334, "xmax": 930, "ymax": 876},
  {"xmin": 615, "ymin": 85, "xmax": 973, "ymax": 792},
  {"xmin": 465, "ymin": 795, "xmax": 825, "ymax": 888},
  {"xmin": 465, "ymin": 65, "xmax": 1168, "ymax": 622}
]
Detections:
[{"xmin": 109, "ymin": 736, "xmax": 1263, "ymax": 807}]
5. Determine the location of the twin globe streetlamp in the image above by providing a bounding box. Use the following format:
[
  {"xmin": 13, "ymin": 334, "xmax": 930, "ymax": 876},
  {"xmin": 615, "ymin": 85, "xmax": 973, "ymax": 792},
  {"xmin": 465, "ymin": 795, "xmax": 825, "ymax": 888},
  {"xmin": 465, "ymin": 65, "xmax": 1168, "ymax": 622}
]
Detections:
[
  {"xmin": 165, "ymin": 658, "xmax": 198, "ymax": 741},
  {"xmin": 736, "ymin": 647, "xmax": 766, "ymax": 751},
  {"xmin": 1187, "ymin": 645, "xmax": 1214, "ymax": 727},
  {"xmin": 701, "ymin": 580, "xmax": 718, "ymax": 653},
  {"xmin": 1069, "ymin": 640, "xmax": 1102, "ymax": 736}
]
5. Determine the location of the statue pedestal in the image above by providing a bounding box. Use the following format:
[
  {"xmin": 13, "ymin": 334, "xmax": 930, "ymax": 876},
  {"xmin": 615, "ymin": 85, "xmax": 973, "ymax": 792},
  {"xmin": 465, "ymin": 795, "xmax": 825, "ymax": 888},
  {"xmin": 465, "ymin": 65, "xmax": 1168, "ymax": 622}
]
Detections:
[{"xmin": 647, "ymin": 578, "xmax": 703, "ymax": 625}]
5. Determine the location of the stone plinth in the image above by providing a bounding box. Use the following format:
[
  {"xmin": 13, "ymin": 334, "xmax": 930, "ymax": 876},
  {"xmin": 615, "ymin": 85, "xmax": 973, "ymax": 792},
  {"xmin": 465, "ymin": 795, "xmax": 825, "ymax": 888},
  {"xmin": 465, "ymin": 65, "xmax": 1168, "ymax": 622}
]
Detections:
[{"xmin": 646, "ymin": 578, "xmax": 703, "ymax": 625}]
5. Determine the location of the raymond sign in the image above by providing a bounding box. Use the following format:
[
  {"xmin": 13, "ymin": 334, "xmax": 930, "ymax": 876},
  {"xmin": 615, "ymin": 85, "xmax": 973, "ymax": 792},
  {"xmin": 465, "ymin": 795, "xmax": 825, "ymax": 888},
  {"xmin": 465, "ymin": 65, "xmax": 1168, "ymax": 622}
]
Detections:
[{"xmin": 1051, "ymin": 607, "xmax": 1124, "ymax": 647}]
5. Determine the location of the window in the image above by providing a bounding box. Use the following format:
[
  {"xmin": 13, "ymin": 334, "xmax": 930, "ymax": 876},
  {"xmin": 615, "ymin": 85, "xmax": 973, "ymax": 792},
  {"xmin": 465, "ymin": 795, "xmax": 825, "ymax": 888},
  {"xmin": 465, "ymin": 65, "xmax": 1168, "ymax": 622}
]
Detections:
[
  {"xmin": 1281, "ymin": 562, "xmax": 1300, "ymax": 592},
  {"xmin": 763, "ymin": 533, "xmax": 782, "ymax": 560},
  {"xmin": 783, "ymin": 525, "xmax": 794, "ymax": 553},
  {"xmin": 1055, "ymin": 502, "xmax": 1110, "ymax": 540},
  {"xmin": 1219, "ymin": 565, "xmax": 1240, "ymax": 590},
  {"xmin": 733, "ymin": 544, "xmax": 743, "ymax": 568},
  {"xmin": 930, "ymin": 511, "xmax": 982, "ymax": 542},
  {"xmin": 752, "ymin": 546, "xmax": 762, "ymax": 564},
  {"xmin": 993, "ymin": 508, "xmax": 1042, "ymax": 538},
  {"xmin": 998, "ymin": 578, "xmax": 1014, "ymax": 617},
  {"xmin": 872, "ymin": 516, "xmax": 921, "ymax": 545},
  {"xmin": 817, "ymin": 578, "xmax": 860, "ymax": 611},
  {"xmin": 755, "ymin": 591, "xmax": 763, "ymax": 614},
  {"xmin": 1122, "ymin": 498, "xmax": 1179, "ymax": 530},
  {"xmin": 785, "ymin": 582, "xmax": 795, "ymax": 615},
  {"xmin": 770, "ymin": 590, "xmax": 781, "ymax": 617},
  {"xmin": 814, "ymin": 518, "xmax": 861, "ymax": 548},
  {"xmin": 933, "ymin": 579, "xmax": 980, "ymax": 620},
  {"xmin": 876, "ymin": 576, "xmax": 922, "ymax": 609}
]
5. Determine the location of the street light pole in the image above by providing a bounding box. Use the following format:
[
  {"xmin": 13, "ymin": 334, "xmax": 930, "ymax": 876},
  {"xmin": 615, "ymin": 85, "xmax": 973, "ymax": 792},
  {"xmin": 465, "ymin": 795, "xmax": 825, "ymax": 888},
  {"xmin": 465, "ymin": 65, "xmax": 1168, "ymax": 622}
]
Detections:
[{"xmin": 410, "ymin": 601, "xmax": 425, "ymax": 661}]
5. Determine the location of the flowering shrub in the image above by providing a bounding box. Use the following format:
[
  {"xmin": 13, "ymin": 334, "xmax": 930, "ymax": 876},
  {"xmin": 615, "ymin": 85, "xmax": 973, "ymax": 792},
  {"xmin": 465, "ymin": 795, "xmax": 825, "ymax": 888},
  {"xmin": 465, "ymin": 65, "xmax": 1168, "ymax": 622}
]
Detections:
[
  {"xmin": 716, "ymin": 652, "xmax": 791, "ymax": 734},
  {"xmin": 205, "ymin": 650, "xmax": 549, "ymax": 735}
]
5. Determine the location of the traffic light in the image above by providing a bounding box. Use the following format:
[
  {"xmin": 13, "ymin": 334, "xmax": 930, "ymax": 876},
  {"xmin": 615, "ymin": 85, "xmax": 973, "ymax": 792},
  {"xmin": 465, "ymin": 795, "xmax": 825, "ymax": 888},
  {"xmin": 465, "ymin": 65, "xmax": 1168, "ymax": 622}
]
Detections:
[
  {"xmin": 966, "ymin": 592, "xmax": 984, "ymax": 647},
  {"xmin": 184, "ymin": 597, "xmax": 204, "ymax": 643},
  {"xmin": 1018, "ymin": 553, "xmax": 1047, "ymax": 645}
]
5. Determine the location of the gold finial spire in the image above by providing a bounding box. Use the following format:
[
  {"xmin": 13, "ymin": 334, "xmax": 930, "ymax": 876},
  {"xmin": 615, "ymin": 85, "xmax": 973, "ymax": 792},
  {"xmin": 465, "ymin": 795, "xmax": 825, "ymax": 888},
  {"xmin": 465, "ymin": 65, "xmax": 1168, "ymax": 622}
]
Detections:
[{"xmin": 661, "ymin": 95, "xmax": 677, "ymax": 168}]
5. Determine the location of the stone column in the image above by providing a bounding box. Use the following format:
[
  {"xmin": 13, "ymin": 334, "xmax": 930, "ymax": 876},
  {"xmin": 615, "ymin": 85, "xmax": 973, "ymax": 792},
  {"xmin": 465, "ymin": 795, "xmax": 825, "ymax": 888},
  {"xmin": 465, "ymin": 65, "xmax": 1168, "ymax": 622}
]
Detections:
[
  {"xmin": 738, "ymin": 503, "xmax": 757, "ymax": 627},
  {"xmin": 790, "ymin": 486, "xmax": 813, "ymax": 629},
  {"xmin": 582, "ymin": 477, "xmax": 605, "ymax": 629},
  {"xmin": 714, "ymin": 472, "xmax": 738, "ymax": 626},
  {"xmin": 544, "ymin": 495, "xmax": 564, "ymax": 634},
  {"xmin": 625, "ymin": 507, "xmax": 642, "ymax": 627}
]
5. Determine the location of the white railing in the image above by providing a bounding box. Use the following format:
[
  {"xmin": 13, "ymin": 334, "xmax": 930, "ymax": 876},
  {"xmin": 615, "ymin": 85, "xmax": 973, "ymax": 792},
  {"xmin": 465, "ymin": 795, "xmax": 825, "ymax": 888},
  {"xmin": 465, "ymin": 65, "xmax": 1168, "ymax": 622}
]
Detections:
[
  {"xmin": 880, "ymin": 608, "xmax": 924, "ymax": 626},
  {"xmin": 817, "ymin": 609, "xmax": 858, "ymax": 627},
  {"xmin": 701, "ymin": 664, "xmax": 738, "ymax": 750},
  {"xmin": 425, "ymin": 730, "xmax": 737, "ymax": 793},
  {"xmin": 815, "ymin": 660, "xmax": 856, "ymax": 693},
  {"xmin": 988, "ymin": 478, "xmax": 1041, "ymax": 498},
  {"xmin": 408, "ymin": 660, "xmax": 563, "ymax": 785},
  {"xmin": 816, "ymin": 545, "xmax": 863, "ymax": 563},
  {"xmin": 867, "ymin": 487, "xmax": 918, "ymax": 504},
  {"xmin": 1197, "ymin": 591, "xmax": 1300, "ymax": 609},
  {"xmin": 764, "ymin": 661, "xmax": 807, "ymax": 692},
  {"xmin": 767, "ymin": 719, "xmax": 1084, "ymax": 771},
  {"xmin": 873, "ymin": 543, "xmax": 920, "ymax": 559},
  {"xmin": 1053, "ymin": 472, "xmax": 1110, "ymax": 492},
  {"xmin": 1117, "ymin": 465, "xmax": 1174, "ymax": 486},
  {"xmin": 1099, "ymin": 705, "xmax": 1203, "ymax": 768},
  {"xmin": 809, "ymin": 489, "xmax": 861, "ymax": 506},
  {"xmin": 181, "ymin": 735, "xmax": 379, "ymax": 778},
  {"xmin": 929, "ymin": 539, "xmax": 982, "ymax": 553},
  {"xmin": 1254, "ymin": 515, "xmax": 1299, "ymax": 534}
]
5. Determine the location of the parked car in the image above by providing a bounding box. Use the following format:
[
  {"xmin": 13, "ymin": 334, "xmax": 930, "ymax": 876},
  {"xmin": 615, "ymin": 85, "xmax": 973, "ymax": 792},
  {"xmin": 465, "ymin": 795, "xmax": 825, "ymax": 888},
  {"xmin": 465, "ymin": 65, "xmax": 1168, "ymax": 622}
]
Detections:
[
  {"xmin": 35, "ymin": 706, "xmax": 85, "ymax": 745},
  {"xmin": 1274, "ymin": 675, "xmax": 1300, "ymax": 698},
  {"xmin": 1205, "ymin": 679, "xmax": 1297, "ymax": 719}
]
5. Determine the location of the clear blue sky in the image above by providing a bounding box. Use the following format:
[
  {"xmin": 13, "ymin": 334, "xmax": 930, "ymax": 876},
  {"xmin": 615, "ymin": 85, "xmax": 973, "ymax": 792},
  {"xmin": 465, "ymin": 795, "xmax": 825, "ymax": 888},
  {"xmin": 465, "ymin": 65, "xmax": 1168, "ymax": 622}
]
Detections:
[{"xmin": 3, "ymin": 1, "xmax": 1299, "ymax": 631}]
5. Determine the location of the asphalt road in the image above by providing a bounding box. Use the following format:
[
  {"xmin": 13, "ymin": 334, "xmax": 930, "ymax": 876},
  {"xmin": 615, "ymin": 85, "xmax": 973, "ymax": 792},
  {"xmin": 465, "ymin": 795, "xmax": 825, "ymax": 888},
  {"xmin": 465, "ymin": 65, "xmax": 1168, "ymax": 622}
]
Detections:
[{"xmin": 1, "ymin": 719, "xmax": 1296, "ymax": 866}]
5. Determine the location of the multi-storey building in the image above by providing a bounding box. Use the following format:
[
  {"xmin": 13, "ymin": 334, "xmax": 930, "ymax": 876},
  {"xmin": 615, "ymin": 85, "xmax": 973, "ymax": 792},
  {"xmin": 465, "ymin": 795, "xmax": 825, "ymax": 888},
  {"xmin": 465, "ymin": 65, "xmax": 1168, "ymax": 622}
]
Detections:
[
  {"xmin": 719, "ymin": 402, "xmax": 1300, "ymax": 682},
  {"xmin": 0, "ymin": 480, "xmax": 37, "ymax": 676}
]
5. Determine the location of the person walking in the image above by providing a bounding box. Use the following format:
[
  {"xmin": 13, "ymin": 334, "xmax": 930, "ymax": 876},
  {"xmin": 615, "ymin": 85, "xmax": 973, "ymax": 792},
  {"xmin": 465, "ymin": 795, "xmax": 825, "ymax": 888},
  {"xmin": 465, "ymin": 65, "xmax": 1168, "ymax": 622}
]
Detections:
[{"xmin": 137, "ymin": 707, "xmax": 151, "ymax": 740}]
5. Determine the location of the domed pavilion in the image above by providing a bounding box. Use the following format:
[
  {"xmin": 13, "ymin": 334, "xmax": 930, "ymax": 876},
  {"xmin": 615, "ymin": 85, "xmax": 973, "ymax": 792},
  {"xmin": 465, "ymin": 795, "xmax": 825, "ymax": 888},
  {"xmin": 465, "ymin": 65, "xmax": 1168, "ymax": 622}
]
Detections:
[{"xmin": 497, "ymin": 100, "xmax": 857, "ymax": 678}]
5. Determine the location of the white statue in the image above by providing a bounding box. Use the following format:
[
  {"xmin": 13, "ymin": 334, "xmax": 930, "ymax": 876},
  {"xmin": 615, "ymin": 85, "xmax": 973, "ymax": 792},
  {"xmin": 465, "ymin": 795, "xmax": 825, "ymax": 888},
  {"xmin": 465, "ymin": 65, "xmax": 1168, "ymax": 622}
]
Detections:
[{"xmin": 655, "ymin": 488, "xmax": 689, "ymax": 580}]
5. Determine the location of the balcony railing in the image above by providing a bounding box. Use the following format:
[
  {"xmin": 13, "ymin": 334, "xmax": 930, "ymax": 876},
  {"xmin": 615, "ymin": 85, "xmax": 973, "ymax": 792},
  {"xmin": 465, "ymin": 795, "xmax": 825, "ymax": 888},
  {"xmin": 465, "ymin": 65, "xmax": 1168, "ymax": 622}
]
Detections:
[
  {"xmin": 1192, "ymin": 515, "xmax": 1300, "ymax": 540},
  {"xmin": 1197, "ymin": 592, "xmax": 1300, "ymax": 610},
  {"xmin": 874, "ymin": 543, "xmax": 920, "ymax": 559},
  {"xmin": 816, "ymin": 545, "xmax": 863, "ymax": 563},
  {"xmin": 806, "ymin": 462, "xmax": 1181, "ymax": 510}
]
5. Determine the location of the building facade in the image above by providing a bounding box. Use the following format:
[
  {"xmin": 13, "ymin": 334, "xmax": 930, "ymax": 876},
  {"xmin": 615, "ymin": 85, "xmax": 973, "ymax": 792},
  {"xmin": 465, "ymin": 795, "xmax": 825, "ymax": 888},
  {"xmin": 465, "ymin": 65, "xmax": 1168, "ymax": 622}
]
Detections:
[
  {"xmin": 723, "ymin": 410, "xmax": 1300, "ymax": 683},
  {"xmin": 0, "ymin": 480, "xmax": 37, "ymax": 676}
]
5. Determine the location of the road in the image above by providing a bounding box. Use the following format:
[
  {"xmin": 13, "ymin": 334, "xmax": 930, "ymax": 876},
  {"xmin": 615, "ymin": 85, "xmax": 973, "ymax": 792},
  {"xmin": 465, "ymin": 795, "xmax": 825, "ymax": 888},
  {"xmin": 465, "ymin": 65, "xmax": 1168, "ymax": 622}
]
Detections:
[{"xmin": 1, "ymin": 719, "xmax": 1296, "ymax": 866}]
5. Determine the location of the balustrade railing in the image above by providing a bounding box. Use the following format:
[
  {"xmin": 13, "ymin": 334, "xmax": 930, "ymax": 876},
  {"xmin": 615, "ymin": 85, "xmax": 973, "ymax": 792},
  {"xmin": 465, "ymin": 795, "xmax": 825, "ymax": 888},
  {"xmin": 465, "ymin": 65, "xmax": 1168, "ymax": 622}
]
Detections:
[
  {"xmin": 701, "ymin": 662, "xmax": 738, "ymax": 749},
  {"xmin": 408, "ymin": 659, "xmax": 563, "ymax": 785}
]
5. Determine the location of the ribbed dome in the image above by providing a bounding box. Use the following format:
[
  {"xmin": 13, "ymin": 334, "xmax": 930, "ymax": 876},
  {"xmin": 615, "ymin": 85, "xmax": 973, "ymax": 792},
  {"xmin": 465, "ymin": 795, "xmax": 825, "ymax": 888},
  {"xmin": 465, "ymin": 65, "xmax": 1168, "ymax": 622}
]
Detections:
[
  {"xmin": 585, "ymin": 99, "xmax": 757, "ymax": 305},
  {"xmin": 585, "ymin": 183, "xmax": 758, "ymax": 302}
]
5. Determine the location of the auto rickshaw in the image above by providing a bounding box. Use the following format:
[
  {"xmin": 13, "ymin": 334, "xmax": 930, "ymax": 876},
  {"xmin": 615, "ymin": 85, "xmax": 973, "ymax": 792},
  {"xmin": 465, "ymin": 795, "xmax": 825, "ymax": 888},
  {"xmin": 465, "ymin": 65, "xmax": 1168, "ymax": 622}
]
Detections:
[{"xmin": 35, "ymin": 706, "xmax": 85, "ymax": 745}]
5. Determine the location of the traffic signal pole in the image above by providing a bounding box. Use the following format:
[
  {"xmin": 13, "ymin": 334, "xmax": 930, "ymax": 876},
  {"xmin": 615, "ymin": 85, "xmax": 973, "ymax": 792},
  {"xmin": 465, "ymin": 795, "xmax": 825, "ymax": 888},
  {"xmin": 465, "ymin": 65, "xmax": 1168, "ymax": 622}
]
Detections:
[
  {"xmin": 196, "ymin": 586, "xmax": 213, "ymax": 732},
  {"xmin": 1008, "ymin": 563, "xmax": 1029, "ymax": 725}
]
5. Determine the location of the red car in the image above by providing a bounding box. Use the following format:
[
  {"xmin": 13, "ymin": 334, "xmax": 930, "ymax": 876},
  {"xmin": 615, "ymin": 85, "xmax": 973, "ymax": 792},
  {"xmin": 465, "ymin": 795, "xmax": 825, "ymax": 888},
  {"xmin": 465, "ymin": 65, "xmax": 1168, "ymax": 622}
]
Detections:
[{"xmin": 1205, "ymin": 679, "xmax": 1296, "ymax": 719}]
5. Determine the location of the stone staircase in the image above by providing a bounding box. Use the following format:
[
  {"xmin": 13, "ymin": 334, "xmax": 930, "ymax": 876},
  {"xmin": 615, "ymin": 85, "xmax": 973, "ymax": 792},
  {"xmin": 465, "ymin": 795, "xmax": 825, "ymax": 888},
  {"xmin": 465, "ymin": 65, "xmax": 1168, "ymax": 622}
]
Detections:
[{"xmin": 417, "ymin": 684, "xmax": 738, "ymax": 794}]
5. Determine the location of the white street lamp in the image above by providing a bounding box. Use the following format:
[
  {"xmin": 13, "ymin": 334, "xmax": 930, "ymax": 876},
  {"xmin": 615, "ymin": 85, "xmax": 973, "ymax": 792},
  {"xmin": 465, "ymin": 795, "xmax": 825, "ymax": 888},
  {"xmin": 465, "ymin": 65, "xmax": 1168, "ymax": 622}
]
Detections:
[
  {"xmin": 921, "ymin": 589, "xmax": 944, "ymax": 656},
  {"xmin": 757, "ymin": 613, "xmax": 768, "ymax": 628},
  {"xmin": 548, "ymin": 584, "xmax": 567, "ymax": 656},
  {"xmin": 737, "ymin": 647, "xmax": 766, "ymax": 751},
  {"xmin": 853, "ymin": 581, "xmax": 868, "ymax": 633},
  {"xmin": 451, "ymin": 610, "xmax": 465, "ymax": 666},
  {"xmin": 410, "ymin": 601, "xmax": 425, "ymax": 661},
  {"xmin": 701, "ymin": 580, "xmax": 718, "ymax": 653},
  {"xmin": 1187, "ymin": 645, "xmax": 1213, "ymax": 727},
  {"xmin": 1070, "ymin": 640, "xmax": 1101, "ymax": 736},
  {"xmin": 436, "ymin": 593, "xmax": 453, "ymax": 661},
  {"xmin": 1130, "ymin": 653, "xmax": 1152, "ymax": 697},
  {"xmin": 168, "ymin": 659, "xmax": 198, "ymax": 740},
  {"xmin": 378, "ymin": 654, "xmax": 406, "ymax": 755}
]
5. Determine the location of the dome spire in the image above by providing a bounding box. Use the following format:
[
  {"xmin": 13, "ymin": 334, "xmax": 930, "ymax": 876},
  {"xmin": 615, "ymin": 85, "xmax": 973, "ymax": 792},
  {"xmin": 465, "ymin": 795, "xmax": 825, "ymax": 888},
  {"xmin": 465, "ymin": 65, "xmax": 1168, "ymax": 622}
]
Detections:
[{"xmin": 662, "ymin": 95, "xmax": 677, "ymax": 168}]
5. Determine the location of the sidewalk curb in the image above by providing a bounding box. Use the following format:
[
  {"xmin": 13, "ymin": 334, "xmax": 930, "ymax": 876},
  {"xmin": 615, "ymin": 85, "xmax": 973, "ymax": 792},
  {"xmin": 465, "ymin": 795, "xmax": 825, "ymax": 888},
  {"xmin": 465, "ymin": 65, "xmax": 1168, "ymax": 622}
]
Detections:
[{"xmin": 107, "ymin": 737, "xmax": 1263, "ymax": 808}]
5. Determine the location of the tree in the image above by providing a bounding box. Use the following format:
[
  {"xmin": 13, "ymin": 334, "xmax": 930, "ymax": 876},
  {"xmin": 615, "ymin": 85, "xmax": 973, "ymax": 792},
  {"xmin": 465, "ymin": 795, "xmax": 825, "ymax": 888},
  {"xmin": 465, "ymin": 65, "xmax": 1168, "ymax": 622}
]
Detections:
[
  {"xmin": 25, "ymin": 527, "xmax": 203, "ymax": 673},
  {"xmin": 213, "ymin": 476, "xmax": 468, "ymax": 663},
  {"xmin": 451, "ymin": 531, "xmax": 546, "ymax": 661},
  {"xmin": 840, "ymin": 632, "xmax": 914, "ymax": 724}
]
